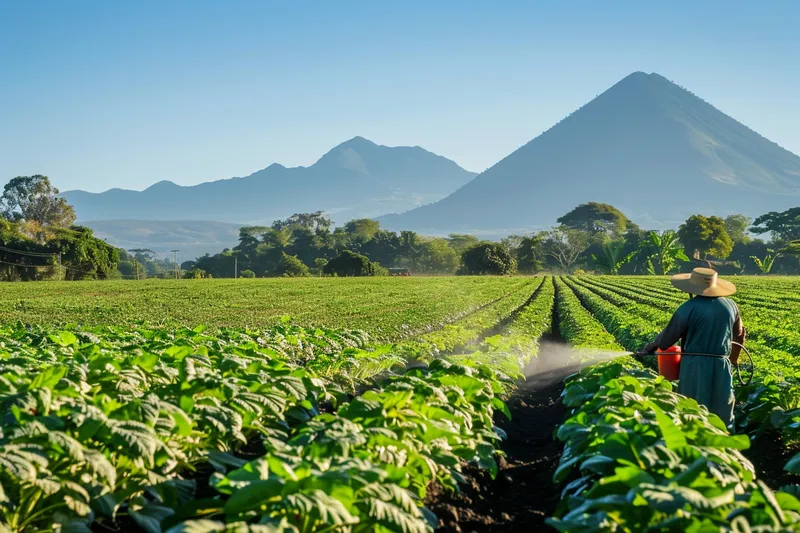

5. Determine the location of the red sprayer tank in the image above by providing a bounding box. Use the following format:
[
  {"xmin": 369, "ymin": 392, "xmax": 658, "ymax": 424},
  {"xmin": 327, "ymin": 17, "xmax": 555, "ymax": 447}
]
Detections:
[{"xmin": 657, "ymin": 345, "xmax": 682, "ymax": 380}]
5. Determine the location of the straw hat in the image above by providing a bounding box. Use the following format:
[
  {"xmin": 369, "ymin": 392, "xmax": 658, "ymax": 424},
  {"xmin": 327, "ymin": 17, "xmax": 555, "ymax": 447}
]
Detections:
[{"xmin": 670, "ymin": 267, "xmax": 736, "ymax": 297}]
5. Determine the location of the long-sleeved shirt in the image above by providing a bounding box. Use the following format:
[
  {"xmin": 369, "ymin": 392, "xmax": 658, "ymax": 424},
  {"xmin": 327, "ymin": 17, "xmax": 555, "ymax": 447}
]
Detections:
[{"xmin": 655, "ymin": 296, "xmax": 743, "ymax": 356}]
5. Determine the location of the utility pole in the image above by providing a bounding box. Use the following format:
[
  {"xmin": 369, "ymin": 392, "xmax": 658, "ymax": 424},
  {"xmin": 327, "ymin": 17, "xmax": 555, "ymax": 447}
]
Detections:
[
  {"xmin": 57, "ymin": 252, "xmax": 62, "ymax": 280},
  {"xmin": 170, "ymin": 250, "xmax": 180, "ymax": 279},
  {"xmin": 234, "ymin": 256, "xmax": 238, "ymax": 279}
]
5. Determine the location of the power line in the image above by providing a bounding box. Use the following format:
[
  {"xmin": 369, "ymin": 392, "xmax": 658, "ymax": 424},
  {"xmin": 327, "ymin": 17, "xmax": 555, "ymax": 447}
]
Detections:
[
  {"xmin": 0, "ymin": 258, "xmax": 54, "ymax": 269},
  {"xmin": 0, "ymin": 244, "xmax": 59, "ymax": 258}
]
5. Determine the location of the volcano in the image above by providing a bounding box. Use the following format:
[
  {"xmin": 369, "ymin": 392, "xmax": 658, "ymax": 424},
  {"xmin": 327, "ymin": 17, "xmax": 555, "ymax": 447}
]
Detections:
[{"xmin": 379, "ymin": 72, "xmax": 800, "ymax": 234}]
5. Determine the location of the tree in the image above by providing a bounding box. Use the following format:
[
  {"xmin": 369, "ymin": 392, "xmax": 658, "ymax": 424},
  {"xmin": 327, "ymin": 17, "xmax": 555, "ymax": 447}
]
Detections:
[
  {"xmin": 543, "ymin": 227, "xmax": 589, "ymax": 272},
  {"xmin": 457, "ymin": 242, "xmax": 516, "ymax": 275},
  {"xmin": 638, "ymin": 230, "xmax": 689, "ymax": 275},
  {"xmin": 783, "ymin": 240, "xmax": 800, "ymax": 255},
  {"xmin": 677, "ymin": 215, "xmax": 734, "ymax": 259},
  {"xmin": 323, "ymin": 250, "xmax": 377, "ymax": 276},
  {"xmin": 751, "ymin": 253, "xmax": 778, "ymax": 275},
  {"xmin": 447, "ymin": 234, "xmax": 479, "ymax": 253},
  {"xmin": 516, "ymin": 234, "xmax": 546, "ymax": 274},
  {"xmin": 313, "ymin": 258, "xmax": 328, "ymax": 276},
  {"xmin": 0, "ymin": 175, "xmax": 76, "ymax": 228},
  {"xmin": 751, "ymin": 208, "xmax": 800, "ymax": 242},
  {"xmin": 724, "ymin": 214, "xmax": 752, "ymax": 244},
  {"xmin": 591, "ymin": 239, "xmax": 636, "ymax": 274},
  {"xmin": 556, "ymin": 202, "xmax": 634, "ymax": 238},
  {"xmin": 274, "ymin": 253, "xmax": 310, "ymax": 277},
  {"xmin": 272, "ymin": 211, "xmax": 332, "ymax": 234},
  {"xmin": 412, "ymin": 238, "xmax": 459, "ymax": 274},
  {"xmin": 344, "ymin": 219, "xmax": 381, "ymax": 240}
]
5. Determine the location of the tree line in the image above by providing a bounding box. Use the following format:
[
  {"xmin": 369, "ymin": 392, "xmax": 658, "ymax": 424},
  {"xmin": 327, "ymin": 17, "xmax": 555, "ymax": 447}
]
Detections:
[
  {"xmin": 1, "ymin": 174, "xmax": 799, "ymax": 280},
  {"xmin": 183, "ymin": 203, "xmax": 800, "ymax": 277}
]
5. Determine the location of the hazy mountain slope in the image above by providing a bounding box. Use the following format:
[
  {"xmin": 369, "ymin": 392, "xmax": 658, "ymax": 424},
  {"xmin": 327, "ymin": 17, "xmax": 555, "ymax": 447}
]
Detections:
[
  {"xmin": 84, "ymin": 220, "xmax": 242, "ymax": 260},
  {"xmin": 64, "ymin": 137, "xmax": 476, "ymax": 224},
  {"xmin": 379, "ymin": 72, "xmax": 800, "ymax": 234}
]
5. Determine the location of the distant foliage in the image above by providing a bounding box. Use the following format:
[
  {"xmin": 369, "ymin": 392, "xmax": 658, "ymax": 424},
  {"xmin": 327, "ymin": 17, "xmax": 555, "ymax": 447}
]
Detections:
[
  {"xmin": 751, "ymin": 208, "xmax": 800, "ymax": 242},
  {"xmin": 0, "ymin": 220, "xmax": 118, "ymax": 281},
  {"xmin": 678, "ymin": 215, "xmax": 734, "ymax": 260},
  {"xmin": 275, "ymin": 253, "xmax": 311, "ymax": 277},
  {"xmin": 184, "ymin": 267, "xmax": 210, "ymax": 279},
  {"xmin": 557, "ymin": 202, "xmax": 635, "ymax": 238},
  {"xmin": 323, "ymin": 250, "xmax": 378, "ymax": 277},
  {"xmin": 0, "ymin": 175, "xmax": 76, "ymax": 229},
  {"xmin": 458, "ymin": 242, "xmax": 517, "ymax": 275}
]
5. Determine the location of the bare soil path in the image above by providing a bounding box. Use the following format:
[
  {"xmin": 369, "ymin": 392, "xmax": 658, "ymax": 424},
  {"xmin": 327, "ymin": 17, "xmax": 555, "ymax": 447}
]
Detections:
[{"xmin": 426, "ymin": 339, "xmax": 578, "ymax": 532}]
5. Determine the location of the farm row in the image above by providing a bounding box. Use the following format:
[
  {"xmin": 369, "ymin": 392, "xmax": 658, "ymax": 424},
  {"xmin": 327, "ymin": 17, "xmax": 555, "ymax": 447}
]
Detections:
[{"xmin": 0, "ymin": 276, "xmax": 799, "ymax": 532}]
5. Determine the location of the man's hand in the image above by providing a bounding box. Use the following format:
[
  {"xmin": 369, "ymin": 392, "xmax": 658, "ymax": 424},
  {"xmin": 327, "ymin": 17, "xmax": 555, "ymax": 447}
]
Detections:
[
  {"xmin": 635, "ymin": 342, "xmax": 659, "ymax": 359},
  {"xmin": 731, "ymin": 326, "xmax": 747, "ymax": 365}
]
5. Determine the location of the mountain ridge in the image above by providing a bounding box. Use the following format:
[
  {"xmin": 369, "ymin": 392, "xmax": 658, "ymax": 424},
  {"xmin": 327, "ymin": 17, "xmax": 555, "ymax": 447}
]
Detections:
[{"xmin": 63, "ymin": 137, "xmax": 477, "ymax": 224}]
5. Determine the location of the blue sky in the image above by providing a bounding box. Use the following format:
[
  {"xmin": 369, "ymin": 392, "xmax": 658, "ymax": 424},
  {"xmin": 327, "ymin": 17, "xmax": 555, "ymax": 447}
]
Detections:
[{"xmin": 1, "ymin": 0, "xmax": 798, "ymax": 192}]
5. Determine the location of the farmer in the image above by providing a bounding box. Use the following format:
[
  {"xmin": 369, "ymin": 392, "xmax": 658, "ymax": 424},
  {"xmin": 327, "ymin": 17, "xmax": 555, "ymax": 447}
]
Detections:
[{"xmin": 638, "ymin": 267, "xmax": 746, "ymax": 428}]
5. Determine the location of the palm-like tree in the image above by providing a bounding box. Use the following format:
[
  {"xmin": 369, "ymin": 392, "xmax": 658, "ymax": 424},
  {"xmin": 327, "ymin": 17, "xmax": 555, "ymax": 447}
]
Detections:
[
  {"xmin": 591, "ymin": 240, "xmax": 635, "ymax": 274},
  {"xmin": 639, "ymin": 230, "xmax": 689, "ymax": 275}
]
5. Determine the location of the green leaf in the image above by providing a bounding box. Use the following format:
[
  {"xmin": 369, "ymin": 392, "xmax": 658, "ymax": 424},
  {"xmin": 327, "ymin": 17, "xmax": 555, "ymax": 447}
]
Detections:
[
  {"xmin": 492, "ymin": 397, "xmax": 511, "ymax": 420},
  {"xmin": 223, "ymin": 479, "xmax": 285, "ymax": 515},
  {"xmin": 29, "ymin": 365, "xmax": 67, "ymax": 390},
  {"xmin": 785, "ymin": 452, "xmax": 800, "ymax": 474},
  {"xmin": 48, "ymin": 331, "xmax": 78, "ymax": 347},
  {"xmin": 652, "ymin": 404, "xmax": 687, "ymax": 449},
  {"xmin": 130, "ymin": 502, "xmax": 175, "ymax": 533}
]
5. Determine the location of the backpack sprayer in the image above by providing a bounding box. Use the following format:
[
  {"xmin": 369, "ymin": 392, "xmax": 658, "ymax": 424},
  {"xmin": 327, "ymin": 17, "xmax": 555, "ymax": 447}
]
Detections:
[{"xmin": 630, "ymin": 340, "xmax": 754, "ymax": 387}]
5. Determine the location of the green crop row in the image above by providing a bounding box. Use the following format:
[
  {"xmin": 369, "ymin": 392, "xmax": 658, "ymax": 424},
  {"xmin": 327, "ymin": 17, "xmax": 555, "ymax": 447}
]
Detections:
[
  {"xmin": 554, "ymin": 277, "xmax": 623, "ymax": 352},
  {"xmin": 561, "ymin": 277, "xmax": 660, "ymax": 352},
  {"xmin": 392, "ymin": 277, "xmax": 542, "ymax": 360},
  {"xmin": 548, "ymin": 360, "xmax": 800, "ymax": 532}
]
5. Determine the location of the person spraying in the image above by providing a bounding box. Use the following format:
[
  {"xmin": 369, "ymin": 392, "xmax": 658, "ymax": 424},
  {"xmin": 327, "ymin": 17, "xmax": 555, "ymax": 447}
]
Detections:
[{"xmin": 638, "ymin": 267, "xmax": 746, "ymax": 429}]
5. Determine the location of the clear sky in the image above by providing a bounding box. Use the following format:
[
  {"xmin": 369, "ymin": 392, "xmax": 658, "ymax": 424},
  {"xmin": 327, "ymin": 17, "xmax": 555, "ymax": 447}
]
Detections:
[{"xmin": 1, "ymin": 0, "xmax": 798, "ymax": 192}]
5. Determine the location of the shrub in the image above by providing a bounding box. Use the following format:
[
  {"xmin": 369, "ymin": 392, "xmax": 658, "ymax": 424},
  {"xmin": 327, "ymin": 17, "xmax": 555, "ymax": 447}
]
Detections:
[
  {"xmin": 458, "ymin": 242, "xmax": 517, "ymax": 275},
  {"xmin": 240, "ymin": 269, "xmax": 256, "ymax": 278},
  {"xmin": 323, "ymin": 250, "xmax": 376, "ymax": 277},
  {"xmin": 184, "ymin": 268, "xmax": 208, "ymax": 279},
  {"xmin": 277, "ymin": 253, "xmax": 311, "ymax": 277}
]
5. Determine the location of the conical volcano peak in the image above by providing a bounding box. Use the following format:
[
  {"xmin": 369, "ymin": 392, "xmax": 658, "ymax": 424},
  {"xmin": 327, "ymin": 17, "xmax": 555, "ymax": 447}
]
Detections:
[{"xmin": 379, "ymin": 72, "xmax": 800, "ymax": 234}]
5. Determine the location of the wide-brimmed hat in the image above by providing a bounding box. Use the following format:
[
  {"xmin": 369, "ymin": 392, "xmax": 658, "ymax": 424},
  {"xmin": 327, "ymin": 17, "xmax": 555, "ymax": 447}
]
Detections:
[{"xmin": 670, "ymin": 267, "xmax": 736, "ymax": 297}]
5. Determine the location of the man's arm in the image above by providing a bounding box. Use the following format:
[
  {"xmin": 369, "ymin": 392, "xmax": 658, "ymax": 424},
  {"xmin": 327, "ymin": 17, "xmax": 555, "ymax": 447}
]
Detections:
[
  {"xmin": 730, "ymin": 307, "xmax": 745, "ymax": 364},
  {"xmin": 640, "ymin": 308, "xmax": 688, "ymax": 355}
]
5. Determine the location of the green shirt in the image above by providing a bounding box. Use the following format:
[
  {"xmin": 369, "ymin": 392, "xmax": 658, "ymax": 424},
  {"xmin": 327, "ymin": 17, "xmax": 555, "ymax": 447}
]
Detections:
[{"xmin": 656, "ymin": 296, "xmax": 743, "ymax": 356}]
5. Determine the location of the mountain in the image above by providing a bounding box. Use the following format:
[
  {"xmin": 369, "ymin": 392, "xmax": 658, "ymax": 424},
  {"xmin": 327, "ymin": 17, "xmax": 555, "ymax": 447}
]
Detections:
[
  {"xmin": 64, "ymin": 137, "xmax": 476, "ymax": 224},
  {"xmin": 84, "ymin": 220, "xmax": 243, "ymax": 259},
  {"xmin": 378, "ymin": 72, "xmax": 800, "ymax": 235}
]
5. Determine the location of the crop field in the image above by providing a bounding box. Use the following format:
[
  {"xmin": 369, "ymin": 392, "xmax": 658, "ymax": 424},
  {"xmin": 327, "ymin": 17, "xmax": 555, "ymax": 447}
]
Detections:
[{"xmin": 1, "ymin": 275, "xmax": 799, "ymax": 532}]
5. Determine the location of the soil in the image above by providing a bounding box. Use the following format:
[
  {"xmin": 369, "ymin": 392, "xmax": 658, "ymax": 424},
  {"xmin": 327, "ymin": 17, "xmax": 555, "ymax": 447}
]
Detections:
[
  {"xmin": 425, "ymin": 337, "xmax": 579, "ymax": 532},
  {"xmin": 744, "ymin": 431, "xmax": 799, "ymax": 490}
]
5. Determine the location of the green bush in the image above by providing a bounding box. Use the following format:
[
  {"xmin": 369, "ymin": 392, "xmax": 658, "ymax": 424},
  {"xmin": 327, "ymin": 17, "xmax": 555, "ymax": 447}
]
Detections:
[
  {"xmin": 323, "ymin": 250, "xmax": 377, "ymax": 277},
  {"xmin": 240, "ymin": 269, "xmax": 256, "ymax": 278},
  {"xmin": 277, "ymin": 253, "xmax": 311, "ymax": 277},
  {"xmin": 458, "ymin": 242, "xmax": 517, "ymax": 275}
]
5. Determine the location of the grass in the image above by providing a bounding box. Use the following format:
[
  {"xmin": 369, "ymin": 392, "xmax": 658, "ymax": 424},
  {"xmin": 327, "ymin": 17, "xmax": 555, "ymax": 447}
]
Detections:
[{"xmin": 0, "ymin": 276, "xmax": 535, "ymax": 340}]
